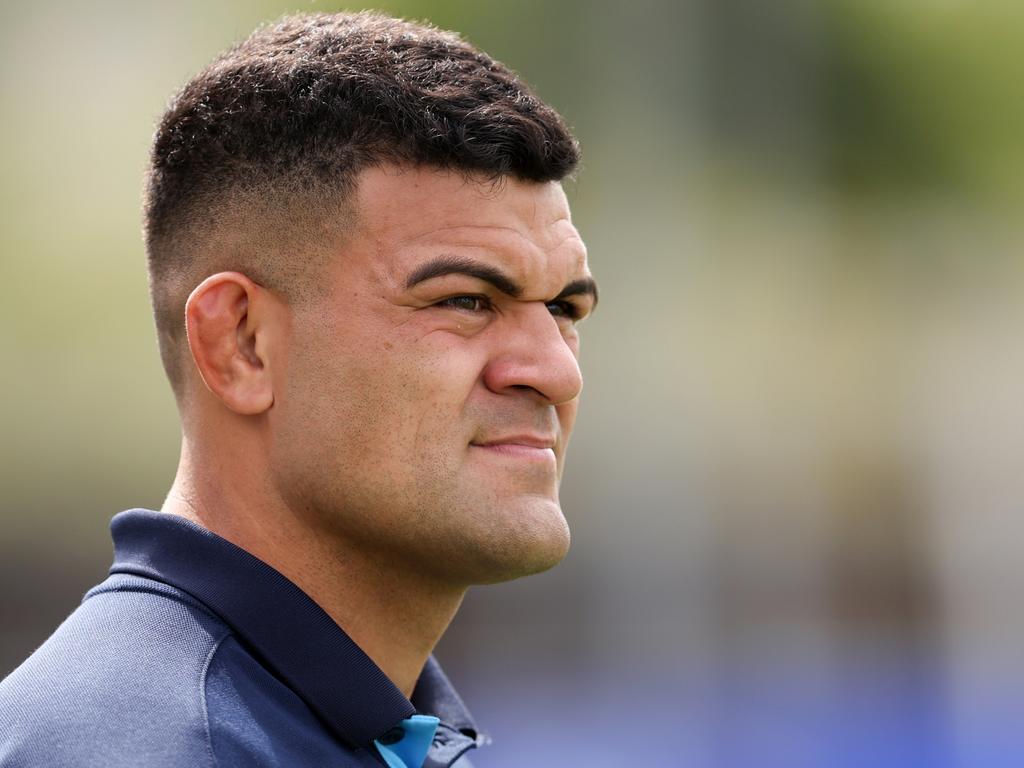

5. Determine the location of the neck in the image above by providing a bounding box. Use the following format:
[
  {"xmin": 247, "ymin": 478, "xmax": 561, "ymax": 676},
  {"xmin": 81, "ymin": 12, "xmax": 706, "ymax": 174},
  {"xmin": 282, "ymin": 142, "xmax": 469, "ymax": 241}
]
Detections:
[{"xmin": 162, "ymin": 438, "xmax": 465, "ymax": 697}]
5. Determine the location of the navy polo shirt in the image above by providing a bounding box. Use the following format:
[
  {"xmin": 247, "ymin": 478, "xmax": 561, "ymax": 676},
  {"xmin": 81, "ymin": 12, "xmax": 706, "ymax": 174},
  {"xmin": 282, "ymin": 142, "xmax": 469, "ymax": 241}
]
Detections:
[{"xmin": 0, "ymin": 510, "xmax": 485, "ymax": 768}]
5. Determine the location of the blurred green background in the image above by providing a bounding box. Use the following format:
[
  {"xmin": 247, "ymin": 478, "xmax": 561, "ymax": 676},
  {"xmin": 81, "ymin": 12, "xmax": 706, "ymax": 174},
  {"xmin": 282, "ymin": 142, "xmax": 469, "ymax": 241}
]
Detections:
[{"xmin": 4, "ymin": 1, "xmax": 1024, "ymax": 766}]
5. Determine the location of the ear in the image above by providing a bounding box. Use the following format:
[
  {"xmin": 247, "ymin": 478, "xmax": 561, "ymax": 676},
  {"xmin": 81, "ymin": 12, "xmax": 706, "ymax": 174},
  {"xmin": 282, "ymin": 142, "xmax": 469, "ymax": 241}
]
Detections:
[{"xmin": 184, "ymin": 272, "xmax": 277, "ymax": 415}]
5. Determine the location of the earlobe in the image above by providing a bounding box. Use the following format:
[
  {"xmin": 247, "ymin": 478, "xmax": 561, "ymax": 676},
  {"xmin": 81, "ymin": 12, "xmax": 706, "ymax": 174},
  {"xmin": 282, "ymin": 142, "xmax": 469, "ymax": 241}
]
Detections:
[{"xmin": 185, "ymin": 272, "xmax": 275, "ymax": 415}]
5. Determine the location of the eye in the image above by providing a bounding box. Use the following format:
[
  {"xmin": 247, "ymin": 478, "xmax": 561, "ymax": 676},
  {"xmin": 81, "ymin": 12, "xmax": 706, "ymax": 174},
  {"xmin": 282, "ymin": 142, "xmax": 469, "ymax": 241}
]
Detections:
[
  {"xmin": 437, "ymin": 295, "xmax": 491, "ymax": 312},
  {"xmin": 545, "ymin": 300, "xmax": 582, "ymax": 321}
]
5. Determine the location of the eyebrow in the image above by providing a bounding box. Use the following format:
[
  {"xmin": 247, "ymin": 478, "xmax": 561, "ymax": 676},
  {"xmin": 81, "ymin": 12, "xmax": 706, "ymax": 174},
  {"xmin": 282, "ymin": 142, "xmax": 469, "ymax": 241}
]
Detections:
[
  {"xmin": 555, "ymin": 277, "xmax": 600, "ymax": 308},
  {"xmin": 404, "ymin": 255, "xmax": 599, "ymax": 307},
  {"xmin": 405, "ymin": 255, "xmax": 522, "ymax": 296}
]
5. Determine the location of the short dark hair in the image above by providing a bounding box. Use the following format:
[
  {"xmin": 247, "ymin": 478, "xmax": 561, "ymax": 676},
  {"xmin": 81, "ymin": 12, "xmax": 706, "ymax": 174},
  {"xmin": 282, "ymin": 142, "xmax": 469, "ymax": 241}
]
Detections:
[{"xmin": 143, "ymin": 11, "xmax": 580, "ymax": 395}]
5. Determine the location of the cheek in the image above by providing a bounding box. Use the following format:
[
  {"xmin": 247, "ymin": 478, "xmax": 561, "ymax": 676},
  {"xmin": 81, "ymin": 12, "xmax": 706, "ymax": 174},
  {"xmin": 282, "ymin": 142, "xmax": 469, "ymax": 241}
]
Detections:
[
  {"xmin": 280, "ymin": 312, "xmax": 492, "ymax": 448},
  {"xmin": 403, "ymin": 338, "xmax": 490, "ymax": 440},
  {"xmin": 297, "ymin": 330, "xmax": 488, "ymax": 453},
  {"xmin": 401, "ymin": 326, "xmax": 490, "ymax": 386},
  {"xmin": 274, "ymin": 325, "xmax": 384, "ymax": 445}
]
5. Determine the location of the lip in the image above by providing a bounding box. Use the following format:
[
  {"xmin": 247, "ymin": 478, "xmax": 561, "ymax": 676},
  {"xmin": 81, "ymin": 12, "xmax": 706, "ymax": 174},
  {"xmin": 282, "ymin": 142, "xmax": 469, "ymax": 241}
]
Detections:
[
  {"xmin": 473, "ymin": 435, "xmax": 557, "ymax": 449},
  {"xmin": 470, "ymin": 435, "xmax": 558, "ymax": 460}
]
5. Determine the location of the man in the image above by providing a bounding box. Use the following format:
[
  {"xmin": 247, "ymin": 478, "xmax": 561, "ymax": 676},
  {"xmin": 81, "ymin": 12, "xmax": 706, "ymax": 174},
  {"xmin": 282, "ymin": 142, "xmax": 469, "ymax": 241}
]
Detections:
[{"xmin": 0, "ymin": 10, "xmax": 595, "ymax": 768}]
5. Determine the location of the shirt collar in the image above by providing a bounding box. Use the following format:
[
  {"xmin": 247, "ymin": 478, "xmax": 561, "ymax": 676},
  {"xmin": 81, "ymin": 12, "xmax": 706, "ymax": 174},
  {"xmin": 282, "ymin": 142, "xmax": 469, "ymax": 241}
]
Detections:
[
  {"xmin": 412, "ymin": 657, "xmax": 487, "ymax": 767},
  {"xmin": 107, "ymin": 508, "xmax": 479, "ymax": 751}
]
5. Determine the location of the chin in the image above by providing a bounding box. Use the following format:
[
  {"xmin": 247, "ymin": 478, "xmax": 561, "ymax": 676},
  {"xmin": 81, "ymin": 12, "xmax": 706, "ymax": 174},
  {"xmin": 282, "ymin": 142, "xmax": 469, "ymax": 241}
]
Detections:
[{"xmin": 465, "ymin": 497, "xmax": 572, "ymax": 585}]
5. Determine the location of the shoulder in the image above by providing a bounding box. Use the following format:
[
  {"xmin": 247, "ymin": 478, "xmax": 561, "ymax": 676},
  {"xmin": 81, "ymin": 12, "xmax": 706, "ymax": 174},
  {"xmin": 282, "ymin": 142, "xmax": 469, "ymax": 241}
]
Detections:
[{"xmin": 0, "ymin": 575, "xmax": 229, "ymax": 768}]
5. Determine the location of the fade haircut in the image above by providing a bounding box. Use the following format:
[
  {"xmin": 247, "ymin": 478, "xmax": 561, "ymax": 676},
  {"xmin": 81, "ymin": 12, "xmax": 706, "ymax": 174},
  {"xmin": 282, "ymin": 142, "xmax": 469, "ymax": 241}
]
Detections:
[{"xmin": 143, "ymin": 11, "xmax": 580, "ymax": 397}]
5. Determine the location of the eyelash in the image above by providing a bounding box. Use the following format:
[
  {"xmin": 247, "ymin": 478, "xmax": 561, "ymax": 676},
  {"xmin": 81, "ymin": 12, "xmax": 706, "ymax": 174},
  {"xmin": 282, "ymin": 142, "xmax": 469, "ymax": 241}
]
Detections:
[
  {"xmin": 436, "ymin": 295, "xmax": 583, "ymax": 321},
  {"xmin": 437, "ymin": 295, "xmax": 493, "ymax": 313}
]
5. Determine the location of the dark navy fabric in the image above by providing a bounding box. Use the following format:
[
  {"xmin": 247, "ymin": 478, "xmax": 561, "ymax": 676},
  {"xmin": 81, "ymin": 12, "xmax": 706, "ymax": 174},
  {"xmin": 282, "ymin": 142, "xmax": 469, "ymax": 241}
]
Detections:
[{"xmin": 0, "ymin": 509, "xmax": 484, "ymax": 768}]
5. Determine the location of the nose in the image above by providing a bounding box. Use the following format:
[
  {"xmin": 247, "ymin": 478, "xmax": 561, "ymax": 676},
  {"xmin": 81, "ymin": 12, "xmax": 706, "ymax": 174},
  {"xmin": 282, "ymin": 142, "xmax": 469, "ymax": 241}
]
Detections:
[{"xmin": 482, "ymin": 304, "xmax": 583, "ymax": 405}]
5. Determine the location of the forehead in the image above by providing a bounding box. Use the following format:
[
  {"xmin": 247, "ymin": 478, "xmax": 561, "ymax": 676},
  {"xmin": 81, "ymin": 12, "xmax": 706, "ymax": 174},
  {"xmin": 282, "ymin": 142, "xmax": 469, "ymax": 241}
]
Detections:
[{"xmin": 349, "ymin": 165, "xmax": 589, "ymax": 290}]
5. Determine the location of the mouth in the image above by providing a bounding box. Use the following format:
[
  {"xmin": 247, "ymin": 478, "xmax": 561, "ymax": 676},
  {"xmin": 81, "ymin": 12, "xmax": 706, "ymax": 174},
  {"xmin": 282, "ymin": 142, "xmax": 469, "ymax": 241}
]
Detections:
[{"xmin": 469, "ymin": 435, "xmax": 558, "ymax": 461}]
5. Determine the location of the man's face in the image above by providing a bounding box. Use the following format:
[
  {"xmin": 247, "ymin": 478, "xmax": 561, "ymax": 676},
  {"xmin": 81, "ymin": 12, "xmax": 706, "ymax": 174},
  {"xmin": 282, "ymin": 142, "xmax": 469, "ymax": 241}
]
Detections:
[{"xmin": 269, "ymin": 165, "xmax": 595, "ymax": 585}]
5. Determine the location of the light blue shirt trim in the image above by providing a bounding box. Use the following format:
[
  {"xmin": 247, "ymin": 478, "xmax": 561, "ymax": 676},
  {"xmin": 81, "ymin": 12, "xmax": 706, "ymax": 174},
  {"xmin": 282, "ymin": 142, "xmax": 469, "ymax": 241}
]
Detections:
[{"xmin": 374, "ymin": 714, "xmax": 441, "ymax": 768}]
